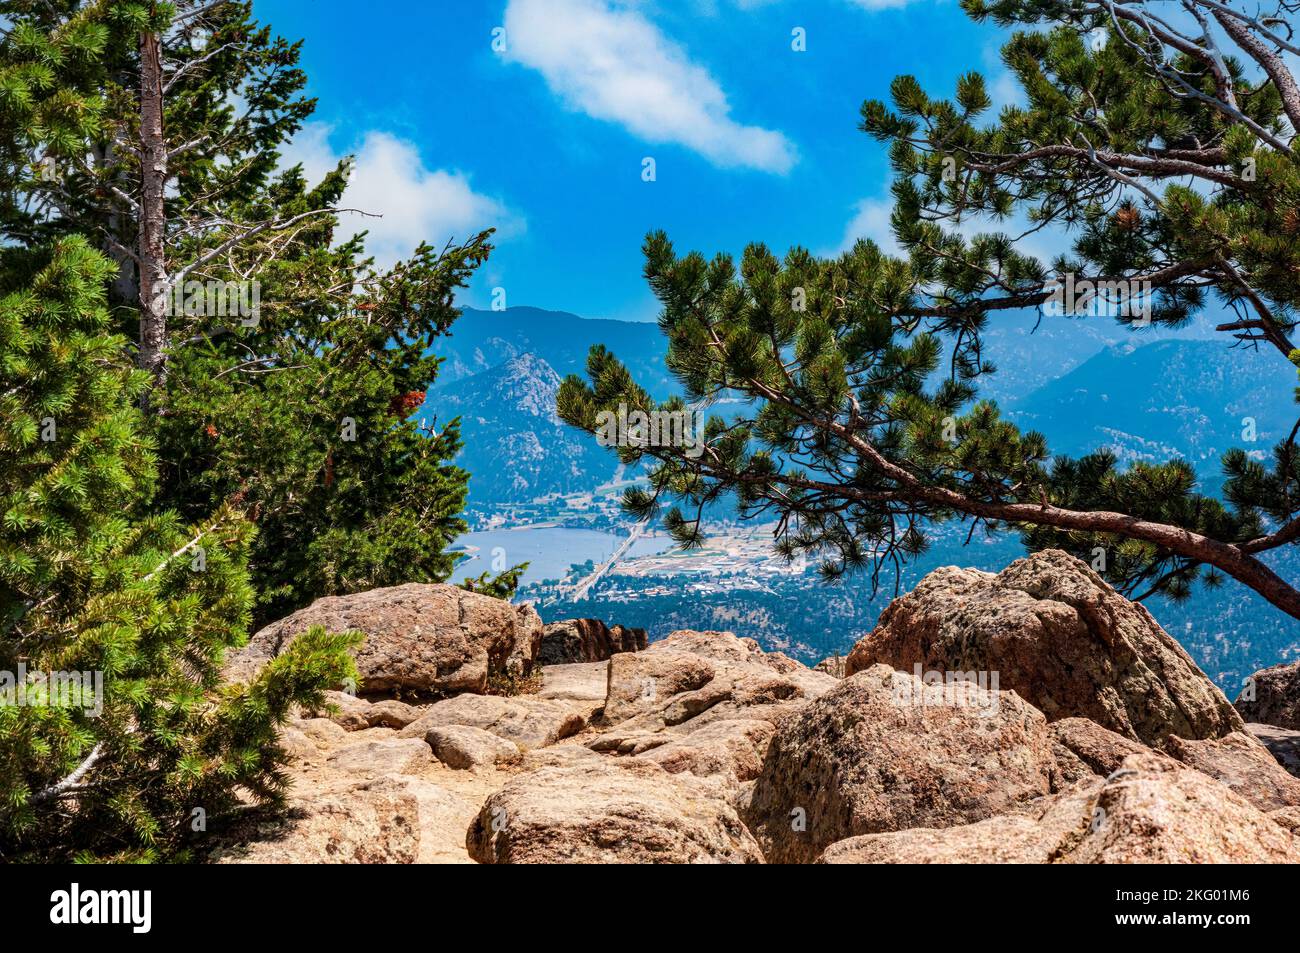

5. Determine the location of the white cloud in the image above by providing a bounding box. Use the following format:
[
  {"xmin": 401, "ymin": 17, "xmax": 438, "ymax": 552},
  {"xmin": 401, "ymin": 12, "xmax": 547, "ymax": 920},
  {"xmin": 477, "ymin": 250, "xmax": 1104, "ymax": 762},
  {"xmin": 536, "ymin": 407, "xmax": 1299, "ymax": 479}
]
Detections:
[
  {"xmin": 502, "ymin": 0, "xmax": 796, "ymax": 173},
  {"xmin": 833, "ymin": 194, "xmax": 901, "ymax": 256},
  {"xmin": 282, "ymin": 124, "xmax": 523, "ymax": 268}
]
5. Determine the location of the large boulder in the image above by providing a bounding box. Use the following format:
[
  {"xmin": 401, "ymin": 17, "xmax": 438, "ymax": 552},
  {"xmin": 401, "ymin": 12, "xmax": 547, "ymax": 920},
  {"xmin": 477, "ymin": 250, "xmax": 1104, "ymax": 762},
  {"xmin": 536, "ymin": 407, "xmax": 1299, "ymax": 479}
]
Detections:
[
  {"xmin": 224, "ymin": 583, "xmax": 543, "ymax": 696},
  {"xmin": 845, "ymin": 550, "xmax": 1242, "ymax": 748},
  {"xmin": 819, "ymin": 754, "xmax": 1300, "ymax": 864},
  {"xmin": 1236, "ymin": 659, "xmax": 1300, "ymax": 729},
  {"xmin": 743, "ymin": 663, "xmax": 1058, "ymax": 864},
  {"xmin": 466, "ymin": 758, "xmax": 763, "ymax": 864},
  {"xmin": 602, "ymin": 649, "xmax": 717, "ymax": 723},
  {"xmin": 1049, "ymin": 717, "xmax": 1159, "ymax": 785},
  {"xmin": 539, "ymin": 619, "xmax": 647, "ymax": 664},
  {"xmin": 396, "ymin": 693, "xmax": 586, "ymax": 750}
]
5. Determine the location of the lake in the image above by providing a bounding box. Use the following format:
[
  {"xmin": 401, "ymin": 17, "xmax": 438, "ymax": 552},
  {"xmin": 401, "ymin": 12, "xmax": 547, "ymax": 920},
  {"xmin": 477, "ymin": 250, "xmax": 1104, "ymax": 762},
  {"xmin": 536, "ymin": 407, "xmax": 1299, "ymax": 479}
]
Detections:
[{"xmin": 452, "ymin": 526, "xmax": 674, "ymax": 586}]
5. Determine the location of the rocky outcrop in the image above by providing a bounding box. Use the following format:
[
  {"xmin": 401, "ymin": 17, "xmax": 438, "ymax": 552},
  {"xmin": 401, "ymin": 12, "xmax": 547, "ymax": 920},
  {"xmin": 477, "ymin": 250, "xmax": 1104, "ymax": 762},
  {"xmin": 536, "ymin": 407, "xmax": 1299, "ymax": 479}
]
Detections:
[
  {"xmin": 819, "ymin": 754, "xmax": 1300, "ymax": 864},
  {"xmin": 590, "ymin": 718, "xmax": 776, "ymax": 784},
  {"xmin": 1049, "ymin": 717, "xmax": 1159, "ymax": 785},
  {"xmin": 602, "ymin": 629, "xmax": 836, "ymax": 730},
  {"xmin": 314, "ymin": 691, "xmax": 423, "ymax": 731},
  {"xmin": 603, "ymin": 648, "xmax": 717, "ymax": 723},
  {"xmin": 845, "ymin": 550, "xmax": 1242, "ymax": 748},
  {"xmin": 1236, "ymin": 659, "xmax": 1300, "ymax": 729},
  {"xmin": 539, "ymin": 619, "xmax": 647, "ymax": 664},
  {"xmin": 215, "ymin": 574, "xmax": 1300, "ymax": 866},
  {"xmin": 465, "ymin": 759, "xmax": 764, "ymax": 864},
  {"xmin": 743, "ymin": 663, "xmax": 1059, "ymax": 864},
  {"xmin": 225, "ymin": 583, "xmax": 543, "ymax": 696}
]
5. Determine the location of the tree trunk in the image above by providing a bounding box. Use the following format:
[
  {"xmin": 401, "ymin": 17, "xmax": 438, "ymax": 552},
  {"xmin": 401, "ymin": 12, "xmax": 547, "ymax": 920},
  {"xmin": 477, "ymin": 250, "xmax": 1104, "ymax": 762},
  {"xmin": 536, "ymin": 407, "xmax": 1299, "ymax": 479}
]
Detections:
[{"xmin": 137, "ymin": 29, "xmax": 169, "ymax": 390}]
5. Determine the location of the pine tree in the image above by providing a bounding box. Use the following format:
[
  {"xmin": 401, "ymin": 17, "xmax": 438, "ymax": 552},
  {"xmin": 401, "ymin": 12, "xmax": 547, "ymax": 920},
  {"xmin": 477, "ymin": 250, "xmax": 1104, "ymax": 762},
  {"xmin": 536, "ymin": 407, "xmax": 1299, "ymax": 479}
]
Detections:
[
  {"xmin": 0, "ymin": 1, "xmax": 504, "ymax": 623},
  {"xmin": 558, "ymin": 1, "xmax": 1300, "ymax": 620},
  {"xmin": 0, "ymin": 237, "xmax": 358, "ymax": 861}
]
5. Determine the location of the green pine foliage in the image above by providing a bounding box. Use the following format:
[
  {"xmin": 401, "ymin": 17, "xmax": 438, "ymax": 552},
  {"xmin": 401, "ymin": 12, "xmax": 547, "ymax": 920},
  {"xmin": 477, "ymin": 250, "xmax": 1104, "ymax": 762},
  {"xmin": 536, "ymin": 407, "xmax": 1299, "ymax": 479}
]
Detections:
[{"xmin": 0, "ymin": 237, "xmax": 359, "ymax": 862}]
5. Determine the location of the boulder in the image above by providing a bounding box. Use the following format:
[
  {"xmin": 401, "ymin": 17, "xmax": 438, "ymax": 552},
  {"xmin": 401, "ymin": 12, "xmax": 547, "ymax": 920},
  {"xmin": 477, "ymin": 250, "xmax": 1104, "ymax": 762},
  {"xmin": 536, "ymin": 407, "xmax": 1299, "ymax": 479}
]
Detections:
[
  {"xmin": 224, "ymin": 583, "xmax": 543, "ymax": 696},
  {"xmin": 326, "ymin": 738, "xmax": 435, "ymax": 776},
  {"xmin": 317, "ymin": 690, "xmax": 371, "ymax": 731},
  {"xmin": 366, "ymin": 699, "xmax": 424, "ymax": 729},
  {"xmin": 424, "ymin": 725, "xmax": 522, "ymax": 769},
  {"xmin": 602, "ymin": 630, "xmax": 836, "ymax": 731},
  {"xmin": 1050, "ymin": 717, "xmax": 1166, "ymax": 785},
  {"xmin": 820, "ymin": 754, "xmax": 1300, "ymax": 864},
  {"xmin": 744, "ymin": 663, "xmax": 1058, "ymax": 863},
  {"xmin": 276, "ymin": 725, "xmax": 319, "ymax": 764},
  {"xmin": 536, "ymin": 661, "xmax": 609, "ymax": 705},
  {"xmin": 466, "ymin": 759, "xmax": 763, "ymax": 864},
  {"xmin": 603, "ymin": 649, "xmax": 716, "ymax": 723},
  {"xmin": 1051, "ymin": 717, "xmax": 1300, "ymax": 813},
  {"xmin": 211, "ymin": 776, "xmax": 421, "ymax": 864},
  {"xmin": 294, "ymin": 716, "xmax": 348, "ymax": 747},
  {"xmin": 1249, "ymin": 723, "xmax": 1300, "ymax": 778},
  {"xmin": 1236, "ymin": 659, "xmax": 1300, "ymax": 729},
  {"xmin": 539, "ymin": 619, "xmax": 647, "ymax": 664},
  {"xmin": 633, "ymin": 719, "xmax": 775, "ymax": 783},
  {"xmin": 845, "ymin": 550, "xmax": 1242, "ymax": 748},
  {"xmin": 1164, "ymin": 731, "xmax": 1300, "ymax": 812},
  {"xmin": 396, "ymin": 693, "xmax": 585, "ymax": 750}
]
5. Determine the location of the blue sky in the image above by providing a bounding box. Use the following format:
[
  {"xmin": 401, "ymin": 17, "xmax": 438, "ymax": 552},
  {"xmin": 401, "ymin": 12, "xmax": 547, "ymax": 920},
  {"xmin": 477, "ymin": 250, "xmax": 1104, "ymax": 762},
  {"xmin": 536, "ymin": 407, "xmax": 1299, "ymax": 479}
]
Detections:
[{"xmin": 259, "ymin": 0, "xmax": 1021, "ymax": 322}]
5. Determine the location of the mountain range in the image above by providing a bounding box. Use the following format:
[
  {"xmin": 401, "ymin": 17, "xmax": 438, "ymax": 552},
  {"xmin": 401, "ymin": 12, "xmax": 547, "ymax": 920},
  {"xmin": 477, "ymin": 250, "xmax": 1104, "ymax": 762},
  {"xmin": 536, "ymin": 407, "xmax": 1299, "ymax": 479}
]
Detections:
[
  {"xmin": 1007, "ymin": 338, "xmax": 1295, "ymax": 480},
  {"xmin": 434, "ymin": 352, "xmax": 617, "ymax": 505}
]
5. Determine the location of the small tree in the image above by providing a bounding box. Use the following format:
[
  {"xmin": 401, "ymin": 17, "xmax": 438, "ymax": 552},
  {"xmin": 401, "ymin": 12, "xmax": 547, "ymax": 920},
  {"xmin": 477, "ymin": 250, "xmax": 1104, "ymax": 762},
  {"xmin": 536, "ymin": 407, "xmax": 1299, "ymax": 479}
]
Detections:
[
  {"xmin": 559, "ymin": 0, "xmax": 1300, "ymax": 620},
  {"xmin": 0, "ymin": 238, "xmax": 357, "ymax": 861}
]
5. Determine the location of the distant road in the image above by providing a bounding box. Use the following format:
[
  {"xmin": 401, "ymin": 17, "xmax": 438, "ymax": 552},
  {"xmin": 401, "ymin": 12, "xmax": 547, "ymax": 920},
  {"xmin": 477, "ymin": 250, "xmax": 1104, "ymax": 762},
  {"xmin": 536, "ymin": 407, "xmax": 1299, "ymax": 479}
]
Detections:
[{"xmin": 554, "ymin": 519, "xmax": 651, "ymax": 603}]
